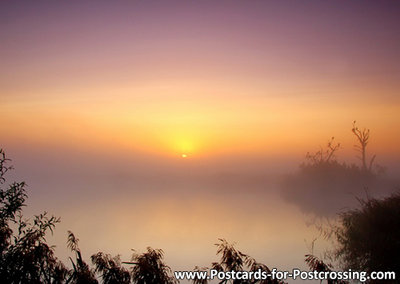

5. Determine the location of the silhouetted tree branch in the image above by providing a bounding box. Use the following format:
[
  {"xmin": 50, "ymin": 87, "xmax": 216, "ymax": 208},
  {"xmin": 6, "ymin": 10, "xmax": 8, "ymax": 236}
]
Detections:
[
  {"xmin": 0, "ymin": 148, "xmax": 68, "ymax": 283},
  {"xmin": 212, "ymin": 239, "xmax": 286, "ymax": 284},
  {"xmin": 91, "ymin": 252, "xmax": 130, "ymax": 284},
  {"xmin": 124, "ymin": 247, "xmax": 177, "ymax": 284},
  {"xmin": 305, "ymin": 254, "xmax": 348, "ymax": 284},
  {"xmin": 66, "ymin": 231, "xmax": 98, "ymax": 284},
  {"xmin": 352, "ymin": 121, "xmax": 376, "ymax": 173}
]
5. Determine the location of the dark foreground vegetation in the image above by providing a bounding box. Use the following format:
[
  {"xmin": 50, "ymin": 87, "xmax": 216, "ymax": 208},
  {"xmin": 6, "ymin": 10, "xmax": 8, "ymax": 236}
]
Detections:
[{"xmin": 1, "ymin": 126, "xmax": 399, "ymax": 284}]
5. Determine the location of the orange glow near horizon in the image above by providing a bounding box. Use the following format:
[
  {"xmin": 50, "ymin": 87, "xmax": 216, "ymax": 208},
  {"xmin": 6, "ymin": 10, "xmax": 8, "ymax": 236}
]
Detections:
[{"xmin": 1, "ymin": 94, "xmax": 400, "ymax": 160}]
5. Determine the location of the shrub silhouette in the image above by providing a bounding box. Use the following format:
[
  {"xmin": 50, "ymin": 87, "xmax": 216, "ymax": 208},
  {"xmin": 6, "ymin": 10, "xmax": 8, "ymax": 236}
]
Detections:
[
  {"xmin": 209, "ymin": 239, "xmax": 286, "ymax": 284},
  {"xmin": 91, "ymin": 252, "xmax": 130, "ymax": 284},
  {"xmin": 190, "ymin": 266, "xmax": 209, "ymax": 284},
  {"xmin": 334, "ymin": 193, "xmax": 400, "ymax": 283},
  {"xmin": 304, "ymin": 254, "xmax": 348, "ymax": 284},
  {"xmin": 0, "ymin": 149, "xmax": 68, "ymax": 283},
  {"xmin": 124, "ymin": 247, "xmax": 177, "ymax": 284}
]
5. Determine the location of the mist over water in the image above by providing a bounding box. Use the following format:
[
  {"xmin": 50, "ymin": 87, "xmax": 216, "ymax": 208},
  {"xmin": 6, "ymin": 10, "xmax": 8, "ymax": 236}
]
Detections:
[
  {"xmin": 3, "ymin": 142, "xmax": 398, "ymax": 284},
  {"xmin": 4, "ymin": 145, "xmax": 312, "ymax": 263}
]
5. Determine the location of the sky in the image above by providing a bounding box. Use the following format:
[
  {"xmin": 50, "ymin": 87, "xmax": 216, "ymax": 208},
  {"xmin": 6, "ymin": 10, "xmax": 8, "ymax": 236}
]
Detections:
[{"xmin": 1, "ymin": 0, "xmax": 400, "ymax": 282}]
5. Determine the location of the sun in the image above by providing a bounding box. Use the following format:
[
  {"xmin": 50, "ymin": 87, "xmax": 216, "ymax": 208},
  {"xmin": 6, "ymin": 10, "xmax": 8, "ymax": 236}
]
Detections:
[{"xmin": 164, "ymin": 133, "xmax": 199, "ymax": 158}]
